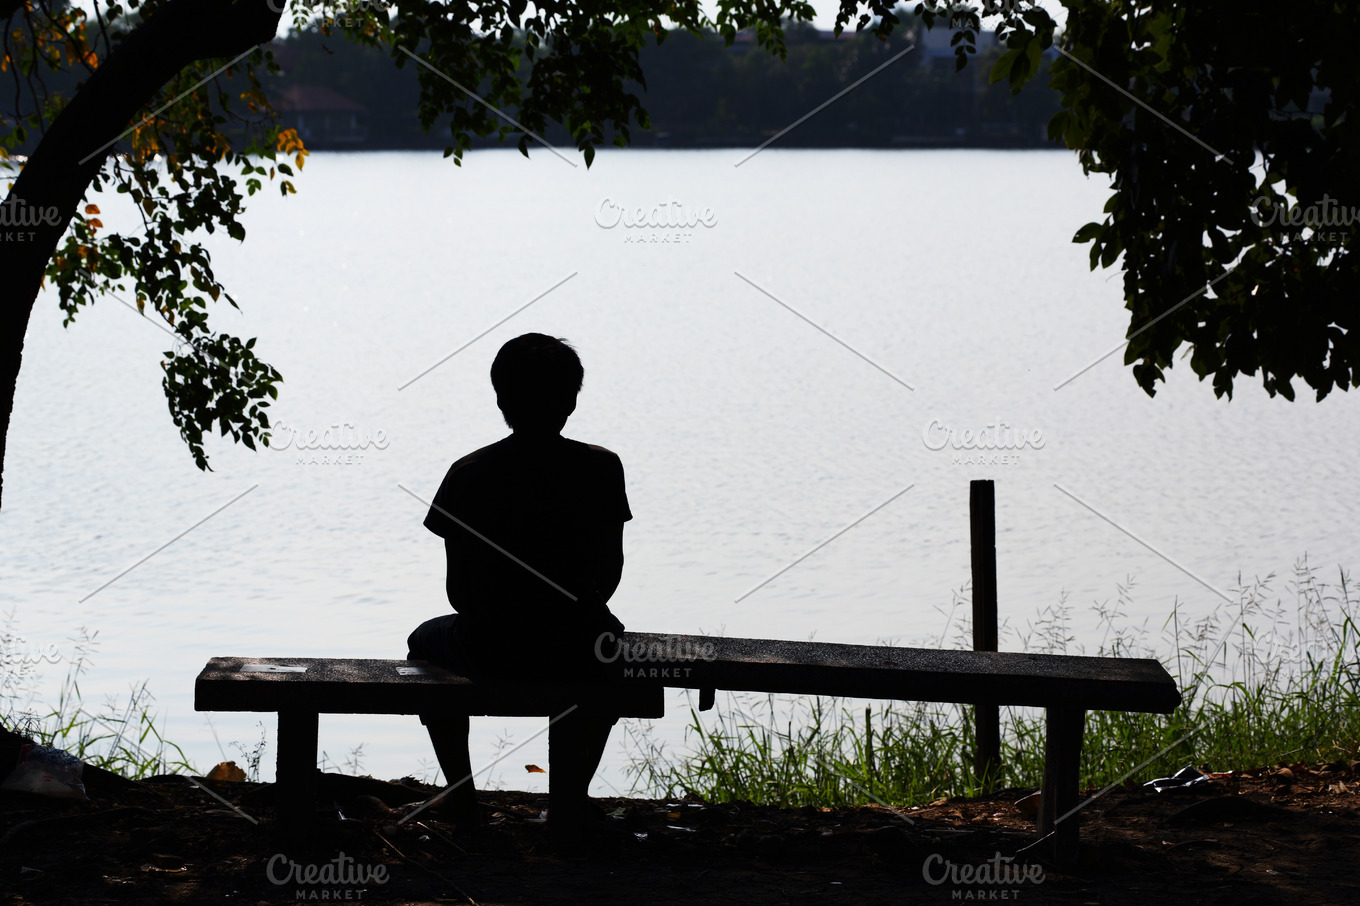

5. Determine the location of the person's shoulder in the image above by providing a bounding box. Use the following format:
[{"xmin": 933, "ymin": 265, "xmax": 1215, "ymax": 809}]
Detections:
[
  {"xmin": 561, "ymin": 437, "xmax": 624, "ymax": 467},
  {"xmin": 438, "ymin": 436, "xmax": 514, "ymax": 489},
  {"xmin": 560, "ymin": 437, "xmax": 631, "ymax": 520},
  {"xmin": 451, "ymin": 436, "xmax": 513, "ymax": 469}
]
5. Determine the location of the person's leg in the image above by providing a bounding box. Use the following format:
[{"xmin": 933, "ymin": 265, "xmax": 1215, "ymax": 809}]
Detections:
[
  {"xmin": 548, "ymin": 708, "xmax": 587, "ymax": 849},
  {"xmin": 564, "ymin": 629, "xmax": 623, "ymax": 800},
  {"xmin": 577, "ymin": 712, "xmax": 616, "ymax": 793},
  {"xmin": 424, "ymin": 713, "xmax": 480, "ymax": 822},
  {"xmin": 549, "ymin": 703, "xmax": 618, "ymax": 849},
  {"xmin": 407, "ymin": 615, "xmax": 479, "ymax": 824}
]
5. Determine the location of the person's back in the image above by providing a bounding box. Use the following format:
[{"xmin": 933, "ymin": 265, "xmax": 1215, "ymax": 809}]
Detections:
[
  {"xmin": 422, "ymin": 431, "xmax": 629, "ymax": 677},
  {"xmin": 406, "ymin": 332, "xmax": 630, "ymax": 832}
]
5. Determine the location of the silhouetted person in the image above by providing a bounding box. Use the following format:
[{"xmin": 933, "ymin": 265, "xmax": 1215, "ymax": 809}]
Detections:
[{"xmin": 407, "ymin": 333, "xmax": 630, "ymax": 834}]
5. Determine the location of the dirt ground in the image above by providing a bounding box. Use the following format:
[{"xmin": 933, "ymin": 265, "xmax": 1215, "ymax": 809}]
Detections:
[{"xmin": 2, "ymin": 759, "xmax": 1359, "ymax": 905}]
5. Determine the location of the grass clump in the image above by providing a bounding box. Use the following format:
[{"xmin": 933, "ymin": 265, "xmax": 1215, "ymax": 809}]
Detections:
[
  {"xmin": 2, "ymin": 619, "xmax": 195, "ymax": 779},
  {"xmin": 627, "ymin": 558, "xmax": 1360, "ymax": 807}
]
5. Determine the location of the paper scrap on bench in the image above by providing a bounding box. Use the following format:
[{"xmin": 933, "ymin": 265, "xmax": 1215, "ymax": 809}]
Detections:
[{"xmin": 240, "ymin": 664, "xmax": 307, "ymax": 673}]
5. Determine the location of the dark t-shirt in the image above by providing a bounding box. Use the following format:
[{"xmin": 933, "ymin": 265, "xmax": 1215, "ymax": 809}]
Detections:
[{"xmin": 424, "ymin": 433, "xmax": 630, "ymax": 676}]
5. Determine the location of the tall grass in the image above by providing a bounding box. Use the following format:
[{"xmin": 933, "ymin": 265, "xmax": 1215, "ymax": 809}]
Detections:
[
  {"xmin": 2, "ymin": 622, "xmax": 195, "ymax": 779},
  {"xmin": 626, "ymin": 559, "xmax": 1360, "ymax": 807}
]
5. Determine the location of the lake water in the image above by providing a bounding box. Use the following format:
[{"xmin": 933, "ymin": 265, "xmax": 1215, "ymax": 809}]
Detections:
[{"xmin": 3, "ymin": 149, "xmax": 1356, "ymax": 794}]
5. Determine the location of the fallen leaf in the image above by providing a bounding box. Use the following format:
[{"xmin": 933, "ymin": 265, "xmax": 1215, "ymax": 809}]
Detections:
[
  {"xmin": 205, "ymin": 761, "xmax": 246, "ymax": 783},
  {"xmin": 1014, "ymin": 792, "xmax": 1041, "ymax": 820},
  {"xmin": 525, "ymin": 764, "xmax": 546, "ymax": 774}
]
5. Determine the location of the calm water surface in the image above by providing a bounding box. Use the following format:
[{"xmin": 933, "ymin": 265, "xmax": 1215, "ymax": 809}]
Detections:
[{"xmin": 3, "ymin": 150, "xmax": 1356, "ymax": 792}]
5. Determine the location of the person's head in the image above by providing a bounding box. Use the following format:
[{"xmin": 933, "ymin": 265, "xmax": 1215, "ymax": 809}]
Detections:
[{"xmin": 490, "ymin": 333, "xmax": 584, "ymax": 435}]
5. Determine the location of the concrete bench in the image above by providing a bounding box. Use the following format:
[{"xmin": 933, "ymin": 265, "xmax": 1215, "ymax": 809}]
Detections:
[{"xmin": 195, "ymin": 631, "xmax": 1179, "ymax": 858}]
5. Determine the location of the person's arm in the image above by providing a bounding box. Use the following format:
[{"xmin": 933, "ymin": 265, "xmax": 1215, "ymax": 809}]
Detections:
[
  {"xmin": 444, "ymin": 531, "xmax": 488, "ymax": 618},
  {"xmin": 444, "ymin": 537, "xmax": 464, "ymax": 611},
  {"xmin": 426, "ymin": 464, "xmax": 472, "ymax": 612},
  {"xmin": 593, "ymin": 522, "xmax": 625, "ymax": 605}
]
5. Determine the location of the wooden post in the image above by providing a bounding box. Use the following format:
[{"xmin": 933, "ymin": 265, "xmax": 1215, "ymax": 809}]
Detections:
[
  {"xmin": 1037, "ymin": 707, "xmax": 1086, "ymax": 863},
  {"xmin": 970, "ymin": 480, "xmax": 1000, "ymax": 788},
  {"xmin": 276, "ymin": 709, "xmax": 318, "ymax": 841}
]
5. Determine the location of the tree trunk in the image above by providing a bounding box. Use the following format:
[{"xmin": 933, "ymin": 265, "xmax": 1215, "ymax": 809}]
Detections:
[{"xmin": 0, "ymin": 0, "xmax": 283, "ymax": 509}]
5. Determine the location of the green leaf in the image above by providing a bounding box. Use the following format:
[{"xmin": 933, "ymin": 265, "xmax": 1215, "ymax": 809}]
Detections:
[
  {"xmin": 990, "ymin": 49, "xmax": 1021, "ymax": 85},
  {"xmin": 1072, "ymin": 222, "xmax": 1103, "ymax": 244}
]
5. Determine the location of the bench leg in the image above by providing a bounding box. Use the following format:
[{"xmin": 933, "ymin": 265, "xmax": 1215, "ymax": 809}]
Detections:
[
  {"xmin": 1037, "ymin": 707, "xmax": 1085, "ymax": 863},
  {"xmin": 276, "ymin": 709, "xmax": 319, "ymax": 840}
]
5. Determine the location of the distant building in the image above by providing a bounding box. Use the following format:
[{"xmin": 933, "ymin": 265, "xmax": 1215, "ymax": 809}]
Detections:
[{"xmin": 273, "ymin": 85, "xmax": 368, "ymax": 145}]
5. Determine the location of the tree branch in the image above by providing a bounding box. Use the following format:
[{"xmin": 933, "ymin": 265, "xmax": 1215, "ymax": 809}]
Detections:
[{"xmin": 0, "ymin": 0, "xmax": 285, "ymax": 509}]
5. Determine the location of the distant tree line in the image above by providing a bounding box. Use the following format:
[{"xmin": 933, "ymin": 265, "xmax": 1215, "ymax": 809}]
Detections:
[{"xmin": 273, "ymin": 18, "xmax": 1061, "ymax": 151}]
